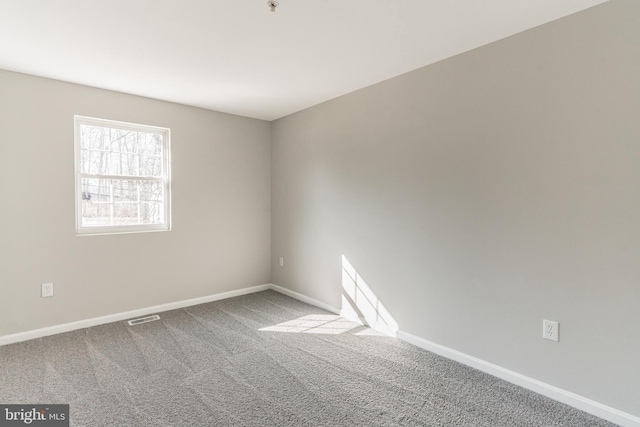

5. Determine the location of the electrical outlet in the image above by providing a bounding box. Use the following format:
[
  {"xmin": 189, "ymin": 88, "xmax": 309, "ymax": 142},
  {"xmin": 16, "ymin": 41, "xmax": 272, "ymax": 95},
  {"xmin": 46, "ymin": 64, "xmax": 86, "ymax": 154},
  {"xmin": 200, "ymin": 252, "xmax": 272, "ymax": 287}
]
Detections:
[
  {"xmin": 543, "ymin": 319, "xmax": 559, "ymax": 342},
  {"xmin": 42, "ymin": 283, "xmax": 54, "ymax": 298},
  {"xmin": 279, "ymin": 256, "xmax": 284, "ymax": 267}
]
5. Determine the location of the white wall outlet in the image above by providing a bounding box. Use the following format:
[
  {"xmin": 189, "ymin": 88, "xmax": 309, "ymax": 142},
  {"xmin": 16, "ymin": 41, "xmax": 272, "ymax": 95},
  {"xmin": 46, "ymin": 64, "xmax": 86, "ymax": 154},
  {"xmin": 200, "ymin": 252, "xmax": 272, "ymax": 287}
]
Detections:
[
  {"xmin": 279, "ymin": 256, "xmax": 284, "ymax": 267},
  {"xmin": 543, "ymin": 319, "xmax": 559, "ymax": 342},
  {"xmin": 41, "ymin": 282, "xmax": 54, "ymax": 298}
]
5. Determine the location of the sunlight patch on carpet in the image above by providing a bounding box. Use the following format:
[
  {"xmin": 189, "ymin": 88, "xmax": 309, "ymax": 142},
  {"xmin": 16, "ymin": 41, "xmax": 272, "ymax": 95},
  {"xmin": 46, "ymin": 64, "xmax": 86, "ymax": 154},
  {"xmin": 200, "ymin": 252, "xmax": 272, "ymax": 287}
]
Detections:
[{"xmin": 259, "ymin": 314, "xmax": 358, "ymax": 335}]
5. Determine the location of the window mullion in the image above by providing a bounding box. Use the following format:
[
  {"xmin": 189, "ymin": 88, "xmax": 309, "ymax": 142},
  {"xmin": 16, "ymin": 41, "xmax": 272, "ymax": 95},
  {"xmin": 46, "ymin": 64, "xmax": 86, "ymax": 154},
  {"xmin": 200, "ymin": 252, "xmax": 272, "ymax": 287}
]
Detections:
[
  {"xmin": 109, "ymin": 179, "xmax": 114, "ymax": 226},
  {"xmin": 137, "ymin": 181, "xmax": 141, "ymax": 225},
  {"xmin": 79, "ymin": 173, "xmax": 164, "ymax": 182}
]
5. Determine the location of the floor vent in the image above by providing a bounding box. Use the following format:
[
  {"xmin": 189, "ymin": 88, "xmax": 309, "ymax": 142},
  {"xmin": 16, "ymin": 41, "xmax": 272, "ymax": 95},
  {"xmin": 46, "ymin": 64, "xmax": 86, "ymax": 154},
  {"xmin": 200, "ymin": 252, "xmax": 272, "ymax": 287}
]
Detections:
[{"xmin": 127, "ymin": 314, "xmax": 161, "ymax": 326}]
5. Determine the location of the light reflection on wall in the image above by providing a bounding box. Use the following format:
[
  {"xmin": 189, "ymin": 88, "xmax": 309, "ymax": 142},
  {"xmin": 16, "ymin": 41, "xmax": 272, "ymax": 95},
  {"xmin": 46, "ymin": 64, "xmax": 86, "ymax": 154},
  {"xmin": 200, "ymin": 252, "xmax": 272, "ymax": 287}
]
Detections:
[{"xmin": 341, "ymin": 255, "xmax": 399, "ymax": 336}]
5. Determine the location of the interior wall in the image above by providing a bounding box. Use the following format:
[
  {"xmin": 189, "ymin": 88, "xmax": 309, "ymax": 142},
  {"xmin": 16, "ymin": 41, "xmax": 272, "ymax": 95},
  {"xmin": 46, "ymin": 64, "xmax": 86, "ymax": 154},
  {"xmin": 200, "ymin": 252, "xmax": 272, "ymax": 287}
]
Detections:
[
  {"xmin": 271, "ymin": 0, "xmax": 640, "ymax": 416},
  {"xmin": 0, "ymin": 70, "xmax": 271, "ymax": 337}
]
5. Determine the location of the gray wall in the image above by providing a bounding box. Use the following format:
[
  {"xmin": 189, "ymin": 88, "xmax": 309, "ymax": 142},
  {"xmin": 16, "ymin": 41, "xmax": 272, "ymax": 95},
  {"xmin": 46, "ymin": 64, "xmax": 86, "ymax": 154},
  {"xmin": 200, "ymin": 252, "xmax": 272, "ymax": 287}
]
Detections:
[
  {"xmin": 272, "ymin": 0, "xmax": 640, "ymax": 416},
  {"xmin": 0, "ymin": 70, "xmax": 271, "ymax": 337}
]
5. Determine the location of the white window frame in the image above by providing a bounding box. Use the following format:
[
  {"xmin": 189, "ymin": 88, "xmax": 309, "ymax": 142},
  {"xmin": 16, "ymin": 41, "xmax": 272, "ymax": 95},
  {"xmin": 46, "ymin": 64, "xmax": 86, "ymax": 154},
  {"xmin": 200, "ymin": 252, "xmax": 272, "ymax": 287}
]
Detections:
[{"xmin": 74, "ymin": 115, "xmax": 172, "ymax": 236}]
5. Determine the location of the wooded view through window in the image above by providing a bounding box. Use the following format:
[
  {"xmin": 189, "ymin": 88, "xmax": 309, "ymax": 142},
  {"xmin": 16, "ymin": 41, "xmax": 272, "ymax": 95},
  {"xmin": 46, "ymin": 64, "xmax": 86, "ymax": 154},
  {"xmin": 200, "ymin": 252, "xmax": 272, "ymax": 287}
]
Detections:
[{"xmin": 74, "ymin": 116, "xmax": 171, "ymax": 235}]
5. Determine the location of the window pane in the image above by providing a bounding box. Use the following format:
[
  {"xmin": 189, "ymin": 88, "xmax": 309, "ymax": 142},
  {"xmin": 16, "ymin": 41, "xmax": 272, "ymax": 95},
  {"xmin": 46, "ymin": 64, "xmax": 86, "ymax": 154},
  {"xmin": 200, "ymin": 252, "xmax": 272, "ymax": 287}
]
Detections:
[
  {"xmin": 140, "ymin": 181, "xmax": 163, "ymax": 202},
  {"xmin": 141, "ymin": 202, "xmax": 163, "ymax": 224},
  {"xmin": 80, "ymin": 178, "xmax": 165, "ymax": 227},
  {"xmin": 140, "ymin": 155, "xmax": 162, "ymax": 177},
  {"xmin": 80, "ymin": 125, "xmax": 162, "ymax": 178},
  {"xmin": 81, "ymin": 178, "xmax": 111, "ymax": 227},
  {"xmin": 81, "ymin": 149, "xmax": 109, "ymax": 175},
  {"xmin": 113, "ymin": 180, "xmax": 138, "ymax": 203},
  {"xmin": 113, "ymin": 203, "xmax": 139, "ymax": 225},
  {"xmin": 108, "ymin": 129, "xmax": 137, "ymax": 153},
  {"xmin": 109, "ymin": 152, "xmax": 139, "ymax": 176},
  {"xmin": 139, "ymin": 133, "xmax": 163, "ymax": 156},
  {"xmin": 80, "ymin": 124, "xmax": 107, "ymax": 150},
  {"xmin": 82, "ymin": 202, "xmax": 111, "ymax": 227},
  {"xmin": 81, "ymin": 178, "xmax": 110, "ymax": 202},
  {"xmin": 81, "ymin": 179, "xmax": 107, "ymax": 224}
]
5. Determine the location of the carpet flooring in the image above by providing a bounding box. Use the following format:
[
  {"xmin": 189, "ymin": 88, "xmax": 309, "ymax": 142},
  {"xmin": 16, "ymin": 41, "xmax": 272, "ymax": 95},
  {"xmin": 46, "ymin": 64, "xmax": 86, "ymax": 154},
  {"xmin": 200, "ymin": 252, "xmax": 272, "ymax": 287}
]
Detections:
[{"xmin": 0, "ymin": 290, "xmax": 615, "ymax": 426}]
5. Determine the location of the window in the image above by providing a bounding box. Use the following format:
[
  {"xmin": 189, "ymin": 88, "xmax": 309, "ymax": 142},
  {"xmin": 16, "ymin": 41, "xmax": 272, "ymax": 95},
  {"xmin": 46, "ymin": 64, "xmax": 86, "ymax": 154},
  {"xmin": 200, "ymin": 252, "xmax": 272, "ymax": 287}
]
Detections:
[{"xmin": 74, "ymin": 116, "xmax": 171, "ymax": 235}]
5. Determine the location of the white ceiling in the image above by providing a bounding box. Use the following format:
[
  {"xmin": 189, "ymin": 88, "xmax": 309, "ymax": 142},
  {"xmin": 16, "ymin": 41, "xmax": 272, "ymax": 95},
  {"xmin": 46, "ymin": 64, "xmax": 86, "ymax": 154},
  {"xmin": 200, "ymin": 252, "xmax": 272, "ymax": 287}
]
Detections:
[{"xmin": 0, "ymin": 0, "xmax": 608, "ymax": 121}]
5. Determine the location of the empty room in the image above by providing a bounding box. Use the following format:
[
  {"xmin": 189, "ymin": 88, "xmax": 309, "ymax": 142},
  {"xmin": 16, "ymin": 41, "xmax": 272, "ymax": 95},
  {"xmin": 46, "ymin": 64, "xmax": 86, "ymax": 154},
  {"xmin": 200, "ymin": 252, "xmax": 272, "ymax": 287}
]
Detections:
[{"xmin": 1, "ymin": 0, "xmax": 638, "ymax": 426}]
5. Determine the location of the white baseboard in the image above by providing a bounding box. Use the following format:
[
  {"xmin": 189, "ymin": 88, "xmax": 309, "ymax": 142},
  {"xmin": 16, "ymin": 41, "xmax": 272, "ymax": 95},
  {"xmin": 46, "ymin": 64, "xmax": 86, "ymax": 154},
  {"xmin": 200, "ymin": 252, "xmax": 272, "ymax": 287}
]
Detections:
[
  {"xmin": 268, "ymin": 283, "xmax": 341, "ymax": 314},
  {"xmin": 396, "ymin": 330, "xmax": 640, "ymax": 427},
  {"xmin": 0, "ymin": 284, "xmax": 333, "ymax": 347},
  {"xmin": 2, "ymin": 283, "xmax": 638, "ymax": 426},
  {"xmin": 0, "ymin": 284, "xmax": 271, "ymax": 347},
  {"xmin": 266, "ymin": 285, "xmax": 640, "ymax": 427}
]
